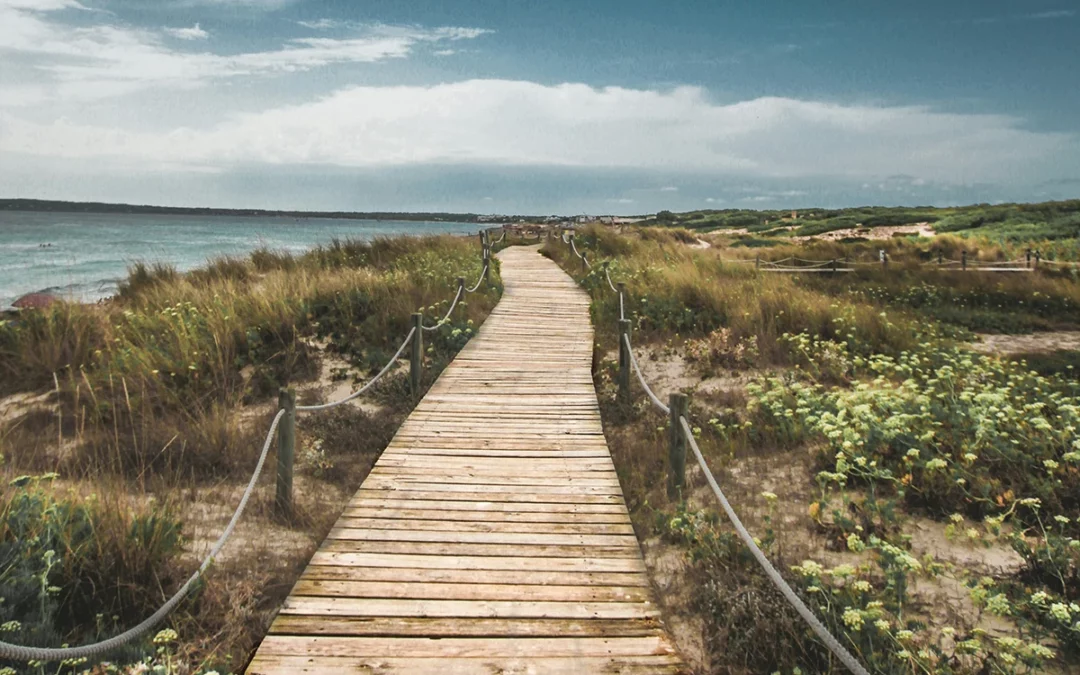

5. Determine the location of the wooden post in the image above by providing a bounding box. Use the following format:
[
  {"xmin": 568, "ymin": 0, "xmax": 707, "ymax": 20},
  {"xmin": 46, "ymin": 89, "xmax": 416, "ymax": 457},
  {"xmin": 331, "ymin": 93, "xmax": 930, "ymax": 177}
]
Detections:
[
  {"xmin": 667, "ymin": 393, "xmax": 689, "ymax": 501},
  {"xmin": 617, "ymin": 318, "xmax": 631, "ymax": 404},
  {"xmin": 581, "ymin": 252, "xmax": 587, "ymax": 273},
  {"xmin": 457, "ymin": 276, "xmax": 465, "ymax": 298},
  {"xmin": 938, "ymin": 251, "xmax": 943, "ymax": 266},
  {"xmin": 1035, "ymin": 250, "xmax": 1041, "ymax": 269},
  {"xmin": 831, "ymin": 258, "xmax": 838, "ymax": 274},
  {"xmin": 276, "ymin": 387, "xmax": 296, "ymax": 517},
  {"xmin": 410, "ymin": 313, "xmax": 423, "ymax": 396},
  {"xmin": 962, "ymin": 250, "xmax": 967, "ymax": 271},
  {"xmin": 1026, "ymin": 249, "xmax": 1032, "ymax": 269},
  {"xmin": 755, "ymin": 255, "xmax": 760, "ymax": 270}
]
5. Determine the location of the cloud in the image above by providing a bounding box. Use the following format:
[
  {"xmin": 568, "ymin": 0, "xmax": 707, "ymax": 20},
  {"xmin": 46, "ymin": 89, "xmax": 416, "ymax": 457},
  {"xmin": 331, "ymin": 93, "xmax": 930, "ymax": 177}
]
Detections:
[
  {"xmin": 659, "ymin": 186, "xmax": 679, "ymax": 192},
  {"xmin": 433, "ymin": 49, "xmax": 456, "ymax": 56},
  {"xmin": 608, "ymin": 198, "xmax": 635, "ymax": 204},
  {"xmin": 2, "ymin": 80, "xmax": 1076, "ymax": 188},
  {"xmin": 165, "ymin": 23, "xmax": 208, "ymax": 40},
  {"xmin": 297, "ymin": 19, "xmax": 340, "ymax": 29},
  {"xmin": 0, "ymin": 4, "xmax": 491, "ymax": 101},
  {"xmin": 704, "ymin": 198, "xmax": 724, "ymax": 204},
  {"xmin": 1028, "ymin": 10, "xmax": 1076, "ymax": 19}
]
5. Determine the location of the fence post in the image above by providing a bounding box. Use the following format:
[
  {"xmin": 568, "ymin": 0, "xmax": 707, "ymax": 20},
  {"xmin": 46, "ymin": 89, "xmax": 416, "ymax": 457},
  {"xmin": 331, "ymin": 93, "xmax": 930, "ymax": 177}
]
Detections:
[
  {"xmin": 276, "ymin": 387, "xmax": 296, "ymax": 517},
  {"xmin": 410, "ymin": 313, "xmax": 423, "ymax": 396},
  {"xmin": 755, "ymin": 255, "xmax": 760, "ymax": 270},
  {"xmin": 831, "ymin": 258, "xmax": 837, "ymax": 274},
  {"xmin": 618, "ymin": 318, "xmax": 631, "ymax": 404},
  {"xmin": 938, "ymin": 251, "xmax": 943, "ymax": 266},
  {"xmin": 962, "ymin": 250, "xmax": 967, "ymax": 271},
  {"xmin": 668, "ymin": 393, "xmax": 689, "ymax": 501},
  {"xmin": 1035, "ymin": 251, "xmax": 1041, "ymax": 269},
  {"xmin": 581, "ymin": 252, "xmax": 587, "ymax": 274},
  {"xmin": 1027, "ymin": 249, "xmax": 1032, "ymax": 269}
]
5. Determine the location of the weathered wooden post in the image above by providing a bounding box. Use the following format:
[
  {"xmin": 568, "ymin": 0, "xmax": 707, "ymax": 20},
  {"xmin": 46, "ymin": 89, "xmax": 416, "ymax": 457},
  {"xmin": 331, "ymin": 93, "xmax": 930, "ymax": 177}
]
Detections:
[
  {"xmin": 276, "ymin": 387, "xmax": 296, "ymax": 517},
  {"xmin": 618, "ymin": 318, "xmax": 631, "ymax": 404},
  {"xmin": 581, "ymin": 252, "xmax": 587, "ymax": 274},
  {"xmin": 962, "ymin": 250, "xmax": 968, "ymax": 271},
  {"xmin": 831, "ymin": 258, "xmax": 838, "ymax": 274},
  {"xmin": 457, "ymin": 276, "xmax": 466, "ymax": 298},
  {"xmin": 755, "ymin": 255, "xmax": 760, "ymax": 270},
  {"xmin": 410, "ymin": 313, "xmax": 423, "ymax": 396},
  {"xmin": 938, "ymin": 251, "xmax": 944, "ymax": 266},
  {"xmin": 1035, "ymin": 250, "xmax": 1041, "ymax": 269},
  {"xmin": 1026, "ymin": 249, "xmax": 1032, "ymax": 269},
  {"xmin": 667, "ymin": 393, "xmax": 689, "ymax": 501}
]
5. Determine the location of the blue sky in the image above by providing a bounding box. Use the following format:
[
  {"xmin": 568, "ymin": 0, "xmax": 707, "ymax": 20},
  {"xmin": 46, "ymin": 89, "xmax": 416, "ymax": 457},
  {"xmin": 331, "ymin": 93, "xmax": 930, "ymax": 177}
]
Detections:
[{"xmin": 1, "ymin": 0, "xmax": 1078, "ymax": 214}]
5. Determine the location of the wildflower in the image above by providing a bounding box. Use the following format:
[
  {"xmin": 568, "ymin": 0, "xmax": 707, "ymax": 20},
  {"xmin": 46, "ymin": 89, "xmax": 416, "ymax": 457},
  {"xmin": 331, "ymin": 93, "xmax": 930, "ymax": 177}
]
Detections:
[
  {"xmin": 985, "ymin": 594, "xmax": 1011, "ymax": 616},
  {"xmin": 1030, "ymin": 591, "xmax": 1050, "ymax": 605},
  {"xmin": 896, "ymin": 630, "xmax": 914, "ymax": 641},
  {"xmin": 853, "ymin": 580, "xmax": 872, "ymax": 592},
  {"xmin": 841, "ymin": 607, "xmax": 864, "ymax": 631},
  {"xmin": 1054, "ymin": 515, "xmax": 1070, "ymax": 525},
  {"xmin": 894, "ymin": 650, "xmax": 911, "ymax": 660},
  {"xmin": 846, "ymin": 533, "xmax": 865, "ymax": 552},
  {"xmin": 793, "ymin": 560, "xmax": 824, "ymax": 577},
  {"xmin": 925, "ymin": 458, "xmax": 948, "ymax": 471},
  {"xmin": 152, "ymin": 629, "xmax": 178, "ymax": 645},
  {"xmin": 1049, "ymin": 603, "xmax": 1071, "ymax": 623},
  {"xmin": 874, "ymin": 619, "xmax": 890, "ymax": 631},
  {"xmin": 761, "ymin": 491, "xmax": 778, "ymax": 503}
]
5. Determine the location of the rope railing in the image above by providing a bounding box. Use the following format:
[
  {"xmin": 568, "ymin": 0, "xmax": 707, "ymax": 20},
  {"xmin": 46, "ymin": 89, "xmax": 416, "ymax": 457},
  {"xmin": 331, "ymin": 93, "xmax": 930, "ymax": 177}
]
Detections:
[
  {"xmin": 421, "ymin": 284, "xmax": 465, "ymax": 332},
  {"xmin": 623, "ymin": 333, "xmax": 669, "ymax": 415},
  {"xmin": 678, "ymin": 417, "xmax": 871, "ymax": 675},
  {"xmin": 0, "ymin": 409, "xmax": 287, "ymax": 663},
  {"xmin": 0, "ymin": 234, "xmax": 496, "ymax": 664},
  {"xmin": 464, "ymin": 263, "xmax": 489, "ymax": 293},
  {"xmin": 596, "ymin": 254, "xmax": 869, "ymax": 675},
  {"xmin": 295, "ymin": 327, "xmax": 417, "ymax": 412}
]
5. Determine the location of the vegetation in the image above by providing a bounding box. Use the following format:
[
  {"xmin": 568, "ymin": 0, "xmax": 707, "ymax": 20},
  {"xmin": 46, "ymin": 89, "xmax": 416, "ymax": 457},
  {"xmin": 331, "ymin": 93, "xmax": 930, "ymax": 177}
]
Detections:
[
  {"xmin": 654, "ymin": 199, "xmax": 1080, "ymax": 251},
  {"xmin": 0, "ymin": 234, "xmax": 500, "ymax": 673},
  {"xmin": 544, "ymin": 223, "xmax": 1080, "ymax": 673}
]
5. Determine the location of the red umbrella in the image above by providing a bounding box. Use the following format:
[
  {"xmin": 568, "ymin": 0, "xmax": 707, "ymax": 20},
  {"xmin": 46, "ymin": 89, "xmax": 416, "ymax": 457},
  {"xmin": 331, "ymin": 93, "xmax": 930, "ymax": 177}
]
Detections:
[{"xmin": 12, "ymin": 293, "xmax": 58, "ymax": 310}]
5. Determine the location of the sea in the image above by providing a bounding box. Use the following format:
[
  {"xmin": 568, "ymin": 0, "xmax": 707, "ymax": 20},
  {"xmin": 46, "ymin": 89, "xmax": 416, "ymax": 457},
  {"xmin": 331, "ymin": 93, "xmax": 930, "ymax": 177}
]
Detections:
[{"xmin": 0, "ymin": 211, "xmax": 480, "ymax": 310}]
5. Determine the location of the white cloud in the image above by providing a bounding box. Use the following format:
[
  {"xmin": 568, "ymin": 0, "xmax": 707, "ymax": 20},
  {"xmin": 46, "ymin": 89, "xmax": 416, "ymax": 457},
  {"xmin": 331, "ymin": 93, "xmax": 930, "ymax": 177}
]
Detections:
[
  {"xmin": 704, "ymin": 198, "xmax": 724, "ymax": 204},
  {"xmin": 433, "ymin": 49, "xmax": 456, "ymax": 56},
  {"xmin": 0, "ymin": 3, "xmax": 491, "ymax": 101},
  {"xmin": 659, "ymin": 186, "xmax": 679, "ymax": 192},
  {"xmin": 297, "ymin": 19, "xmax": 340, "ymax": 30},
  {"xmin": 165, "ymin": 23, "xmax": 208, "ymax": 40},
  {"xmin": 607, "ymin": 198, "xmax": 635, "ymax": 204},
  {"xmin": 1028, "ymin": 10, "xmax": 1076, "ymax": 19},
  {"xmin": 1, "ymin": 80, "xmax": 1076, "ymax": 187}
]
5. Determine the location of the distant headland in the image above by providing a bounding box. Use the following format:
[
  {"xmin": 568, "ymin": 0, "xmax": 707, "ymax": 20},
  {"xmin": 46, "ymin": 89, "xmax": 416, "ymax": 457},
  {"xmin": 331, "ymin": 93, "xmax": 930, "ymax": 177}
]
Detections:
[{"xmin": 0, "ymin": 198, "xmax": 524, "ymax": 223}]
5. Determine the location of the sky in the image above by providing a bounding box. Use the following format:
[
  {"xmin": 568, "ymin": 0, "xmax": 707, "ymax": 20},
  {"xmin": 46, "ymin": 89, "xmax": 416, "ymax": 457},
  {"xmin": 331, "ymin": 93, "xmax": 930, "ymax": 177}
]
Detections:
[{"xmin": 1, "ymin": 0, "xmax": 1079, "ymax": 215}]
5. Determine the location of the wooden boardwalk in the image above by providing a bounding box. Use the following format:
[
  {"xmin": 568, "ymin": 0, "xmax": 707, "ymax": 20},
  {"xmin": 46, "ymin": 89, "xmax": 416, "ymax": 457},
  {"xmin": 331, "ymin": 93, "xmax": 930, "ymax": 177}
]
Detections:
[{"xmin": 247, "ymin": 247, "xmax": 683, "ymax": 674}]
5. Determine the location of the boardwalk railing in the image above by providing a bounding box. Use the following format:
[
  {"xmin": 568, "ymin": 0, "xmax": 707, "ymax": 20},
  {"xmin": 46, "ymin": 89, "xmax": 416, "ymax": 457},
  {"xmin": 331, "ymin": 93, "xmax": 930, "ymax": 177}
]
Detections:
[
  {"xmin": 0, "ymin": 233, "xmax": 499, "ymax": 664},
  {"xmin": 562, "ymin": 234, "xmax": 872, "ymax": 675}
]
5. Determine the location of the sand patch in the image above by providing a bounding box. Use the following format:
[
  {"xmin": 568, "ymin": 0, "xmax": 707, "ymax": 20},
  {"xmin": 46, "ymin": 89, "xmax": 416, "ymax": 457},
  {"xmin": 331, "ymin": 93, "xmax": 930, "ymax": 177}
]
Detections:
[
  {"xmin": 970, "ymin": 331, "xmax": 1080, "ymax": 354},
  {"xmin": 792, "ymin": 222, "xmax": 937, "ymax": 242}
]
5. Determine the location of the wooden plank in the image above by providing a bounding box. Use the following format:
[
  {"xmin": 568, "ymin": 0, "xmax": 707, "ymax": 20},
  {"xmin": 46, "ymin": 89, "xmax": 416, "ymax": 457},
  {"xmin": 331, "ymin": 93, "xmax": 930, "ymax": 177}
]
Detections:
[
  {"xmin": 288, "ymin": 579, "xmax": 649, "ymax": 602},
  {"xmin": 254, "ymin": 635, "xmax": 675, "ymax": 657},
  {"xmin": 247, "ymin": 655, "xmax": 683, "ymax": 674},
  {"xmin": 297, "ymin": 566, "xmax": 649, "ymax": 587},
  {"xmin": 267, "ymin": 615, "xmax": 663, "ymax": 637},
  {"xmin": 278, "ymin": 597, "xmax": 658, "ymax": 620}
]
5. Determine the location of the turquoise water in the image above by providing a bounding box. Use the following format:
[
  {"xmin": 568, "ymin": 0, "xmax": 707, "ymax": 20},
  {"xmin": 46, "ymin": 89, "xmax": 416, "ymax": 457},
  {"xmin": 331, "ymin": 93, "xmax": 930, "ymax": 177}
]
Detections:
[{"xmin": 0, "ymin": 211, "xmax": 479, "ymax": 309}]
